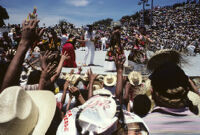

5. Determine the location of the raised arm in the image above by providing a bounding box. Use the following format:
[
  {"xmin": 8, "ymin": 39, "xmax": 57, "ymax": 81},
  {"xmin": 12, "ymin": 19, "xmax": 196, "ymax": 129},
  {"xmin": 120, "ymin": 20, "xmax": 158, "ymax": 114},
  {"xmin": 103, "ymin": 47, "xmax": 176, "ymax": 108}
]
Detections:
[
  {"xmin": 115, "ymin": 54, "xmax": 126, "ymax": 103},
  {"xmin": 61, "ymin": 80, "xmax": 70, "ymax": 105},
  {"xmin": 50, "ymin": 52, "xmax": 70, "ymax": 82},
  {"xmin": 88, "ymin": 68, "xmax": 98, "ymax": 99},
  {"xmin": 38, "ymin": 63, "xmax": 56, "ymax": 90},
  {"xmin": 1, "ymin": 19, "xmax": 44, "ymax": 92},
  {"xmin": 123, "ymin": 81, "xmax": 131, "ymax": 108},
  {"xmin": 69, "ymin": 87, "xmax": 85, "ymax": 105},
  {"xmin": 189, "ymin": 78, "xmax": 200, "ymax": 96}
]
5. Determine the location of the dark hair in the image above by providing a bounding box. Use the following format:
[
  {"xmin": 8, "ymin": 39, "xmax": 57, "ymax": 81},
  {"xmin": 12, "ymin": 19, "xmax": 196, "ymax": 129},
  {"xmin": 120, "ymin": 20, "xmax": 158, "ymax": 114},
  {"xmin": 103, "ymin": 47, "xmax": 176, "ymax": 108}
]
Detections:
[
  {"xmin": 27, "ymin": 70, "xmax": 41, "ymax": 84},
  {"xmin": 150, "ymin": 62, "xmax": 198, "ymax": 114},
  {"xmin": 139, "ymin": 26, "xmax": 146, "ymax": 35},
  {"xmin": 150, "ymin": 63, "xmax": 189, "ymax": 95},
  {"xmin": 61, "ymin": 29, "xmax": 66, "ymax": 34},
  {"xmin": 110, "ymin": 31, "xmax": 121, "ymax": 48},
  {"xmin": 68, "ymin": 34, "xmax": 74, "ymax": 39},
  {"xmin": 132, "ymin": 94, "xmax": 151, "ymax": 117}
]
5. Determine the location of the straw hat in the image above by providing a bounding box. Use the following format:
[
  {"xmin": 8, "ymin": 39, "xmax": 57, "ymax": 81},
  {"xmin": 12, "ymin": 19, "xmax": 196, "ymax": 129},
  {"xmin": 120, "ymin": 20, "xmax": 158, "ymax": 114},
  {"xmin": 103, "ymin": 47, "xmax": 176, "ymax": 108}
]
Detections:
[
  {"xmin": 93, "ymin": 81, "xmax": 103, "ymax": 91},
  {"xmin": 80, "ymin": 73, "xmax": 88, "ymax": 82},
  {"xmin": 96, "ymin": 75, "xmax": 104, "ymax": 82},
  {"xmin": 0, "ymin": 86, "xmax": 56, "ymax": 135},
  {"xmin": 104, "ymin": 74, "xmax": 117, "ymax": 86},
  {"xmin": 93, "ymin": 88, "xmax": 113, "ymax": 96},
  {"xmin": 128, "ymin": 71, "xmax": 142, "ymax": 86},
  {"xmin": 65, "ymin": 74, "xmax": 80, "ymax": 85}
]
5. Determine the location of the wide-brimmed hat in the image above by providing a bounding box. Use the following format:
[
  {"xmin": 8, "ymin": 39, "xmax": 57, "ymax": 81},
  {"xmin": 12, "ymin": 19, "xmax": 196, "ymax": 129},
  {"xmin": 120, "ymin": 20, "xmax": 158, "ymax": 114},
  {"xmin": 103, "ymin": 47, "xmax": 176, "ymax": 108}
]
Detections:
[
  {"xmin": 80, "ymin": 73, "xmax": 88, "ymax": 82},
  {"xmin": 93, "ymin": 88, "xmax": 113, "ymax": 96},
  {"xmin": 65, "ymin": 74, "xmax": 80, "ymax": 85},
  {"xmin": 93, "ymin": 81, "xmax": 104, "ymax": 91},
  {"xmin": 104, "ymin": 74, "xmax": 117, "ymax": 86},
  {"xmin": 128, "ymin": 71, "xmax": 142, "ymax": 86},
  {"xmin": 0, "ymin": 86, "xmax": 56, "ymax": 135},
  {"xmin": 187, "ymin": 91, "xmax": 200, "ymax": 116},
  {"xmin": 56, "ymin": 95, "xmax": 149, "ymax": 135},
  {"xmin": 57, "ymin": 94, "xmax": 118, "ymax": 135},
  {"xmin": 97, "ymin": 75, "xmax": 104, "ymax": 82}
]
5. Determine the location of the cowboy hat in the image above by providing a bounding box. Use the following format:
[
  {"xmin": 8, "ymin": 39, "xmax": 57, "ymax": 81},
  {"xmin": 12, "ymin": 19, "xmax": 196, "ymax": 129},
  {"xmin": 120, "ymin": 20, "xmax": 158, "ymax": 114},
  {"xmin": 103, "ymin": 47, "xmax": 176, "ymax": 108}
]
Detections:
[
  {"xmin": 93, "ymin": 88, "xmax": 113, "ymax": 96},
  {"xmin": 104, "ymin": 74, "xmax": 117, "ymax": 87},
  {"xmin": 80, "ymin": 73, "xmax": 88, "ymax": 82},
  {"xmin": 93, "ymin": 81, "xmax": 103, "ymax": 91},
  {"xmin": 57, "ymin": 96, "xmax": 149, "ymax": 135},
  {"xmin": 128, "ymin": 71, "xmax": 142, "ymax": 86},
  {"xmin": 65, "ymin": 74, "xmax": 80, "ymax": 85},
  {"xmin": 187, "ymin": 91, "xmax": 200, "ymax": 116},
  {"xmin": 97, "ymin": 75, "xmax": 104, "ymax": 82},
  {"xmin": 0, "ymin": 86, "xmax": 56, "ymax": 135}
]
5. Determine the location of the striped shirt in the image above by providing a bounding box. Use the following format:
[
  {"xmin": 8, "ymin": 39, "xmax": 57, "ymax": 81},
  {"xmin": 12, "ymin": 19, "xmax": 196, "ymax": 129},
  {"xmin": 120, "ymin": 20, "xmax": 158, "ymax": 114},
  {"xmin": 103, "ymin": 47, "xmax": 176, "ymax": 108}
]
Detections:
[{"xmin": 143, "ymin": 106, "xmax": 200, "ymax": 135}]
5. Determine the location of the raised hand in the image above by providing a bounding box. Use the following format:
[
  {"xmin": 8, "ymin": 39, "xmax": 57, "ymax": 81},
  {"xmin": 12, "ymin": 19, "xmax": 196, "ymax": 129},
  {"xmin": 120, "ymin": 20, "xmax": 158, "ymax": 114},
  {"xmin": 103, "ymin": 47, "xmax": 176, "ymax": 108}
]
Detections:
[
  {"xmin": 69, "ymin": 87, "xmax": 80, "ymax": 97},
  {"xmin": 41, "ymin": 63, "xmax": 56, "ymax": 80},
  {"xmin": 63, "ymin": 80, "xmax": 70, "ymax": 91},
  {"xmin": 88, "ymin": 68, "xmax": 98, "ymax": 81},
  {"xmin": 77, "ymin": 66, "xmax": 82, "ymax": 74},
  {"xmin": 114, "ymin": 54, "xmax": 126, "ymax": 70},
  {"xmin": 39, "ymin": 63, "xmax": 56, "ymax": 90},
  {"xmin": 40, "ymin": 50, "xmax": 52, "ymax": 70},
  {"xmin": 61, "ymin": 51, "xmax": 70, "ymax": 61},
  {"xmin": 21, "ymin": 19, "xmax": 44, "ymax": 46}
]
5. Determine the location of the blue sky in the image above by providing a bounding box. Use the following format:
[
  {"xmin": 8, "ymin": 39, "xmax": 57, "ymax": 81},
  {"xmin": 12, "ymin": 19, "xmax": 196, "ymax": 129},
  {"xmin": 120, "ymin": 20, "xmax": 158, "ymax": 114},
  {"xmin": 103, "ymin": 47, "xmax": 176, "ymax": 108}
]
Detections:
[{"xmin": 1, "ymin": 0, "xmax": 186, "ymax": 27}]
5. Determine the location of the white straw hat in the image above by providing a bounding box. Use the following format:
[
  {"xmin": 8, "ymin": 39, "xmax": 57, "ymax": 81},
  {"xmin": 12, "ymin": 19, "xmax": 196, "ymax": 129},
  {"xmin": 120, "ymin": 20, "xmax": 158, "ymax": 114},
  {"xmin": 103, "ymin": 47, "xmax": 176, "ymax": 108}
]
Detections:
[
  {"xmin": 65, "ymin": 74, "xmax": 80, "ymax": 85},
  {"xmin": 0, "ymin": 86, "xmax": 56, "ymax": 135},
  {"xmin": 93, "ymin": 81, "xmax": 103, "ymax": 91},
  {"xmin": 128, "ymin": 71, "xmax": 142, "ymax": 86},
  {"xmin": 104, "ymin": 74, "xmax": 117, "ymax": 87}
]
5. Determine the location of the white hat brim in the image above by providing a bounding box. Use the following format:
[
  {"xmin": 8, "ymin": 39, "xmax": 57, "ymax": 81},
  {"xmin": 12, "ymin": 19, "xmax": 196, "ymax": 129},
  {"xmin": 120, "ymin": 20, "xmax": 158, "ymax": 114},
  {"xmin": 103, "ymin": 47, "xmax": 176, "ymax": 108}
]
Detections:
[
  {"xmin": 103, "ymin": 76, "xmax": 117, "ymax": 87},
  {"xmin": 128, "ymin": 72, "xmax": 142, "ymax": 86},
  {"xmin": 27, "ymin": 91, "xmax": 56, "ymax": 135}
]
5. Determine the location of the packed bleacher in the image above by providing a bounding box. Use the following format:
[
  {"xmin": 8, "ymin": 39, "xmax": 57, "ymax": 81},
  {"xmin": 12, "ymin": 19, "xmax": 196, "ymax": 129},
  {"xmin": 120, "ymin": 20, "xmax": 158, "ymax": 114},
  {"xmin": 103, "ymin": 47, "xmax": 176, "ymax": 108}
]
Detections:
[{"xmin": 0, "ymin": 1, "xmax": 200, "ymax": 135}]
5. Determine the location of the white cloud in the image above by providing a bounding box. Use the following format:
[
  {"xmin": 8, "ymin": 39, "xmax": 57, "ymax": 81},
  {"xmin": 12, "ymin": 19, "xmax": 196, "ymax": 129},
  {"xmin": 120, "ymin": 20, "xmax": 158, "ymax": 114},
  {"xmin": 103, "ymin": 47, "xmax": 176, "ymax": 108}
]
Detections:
[{"xmin": 66, "ymin": 0, "xmax": 90, "ymax": 7}]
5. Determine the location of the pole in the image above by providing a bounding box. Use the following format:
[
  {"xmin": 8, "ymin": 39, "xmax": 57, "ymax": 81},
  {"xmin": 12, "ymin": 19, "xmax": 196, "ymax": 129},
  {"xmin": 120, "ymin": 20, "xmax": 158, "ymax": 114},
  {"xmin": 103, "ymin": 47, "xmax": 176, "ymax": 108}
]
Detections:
[
  {"xmin": 143, "ymin": 1, "xmax": 145, "ymax": 26},
  {"xmin": 150, "ymin": 0, "xmax": 153, "ymax": 26}
]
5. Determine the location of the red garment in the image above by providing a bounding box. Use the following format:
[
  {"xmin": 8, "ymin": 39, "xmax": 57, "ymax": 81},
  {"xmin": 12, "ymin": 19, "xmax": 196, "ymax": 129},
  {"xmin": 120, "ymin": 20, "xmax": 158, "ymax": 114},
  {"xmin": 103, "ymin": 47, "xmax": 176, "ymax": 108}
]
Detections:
[{"xmin": 62, "ymin": 42, "xmax": 77, "ymax": 68}]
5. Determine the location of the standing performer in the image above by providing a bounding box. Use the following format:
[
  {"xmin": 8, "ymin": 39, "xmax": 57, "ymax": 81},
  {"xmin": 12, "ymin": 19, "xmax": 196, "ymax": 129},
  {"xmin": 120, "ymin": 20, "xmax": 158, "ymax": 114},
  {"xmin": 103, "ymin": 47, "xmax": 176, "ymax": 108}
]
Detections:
[
  {"xmin": 128, "ymin": 26, "xmax": 153, "ymax": 73},
  {"xmin": 83, "ymin": 25, "xmax": 96, "ymax": 66},
  {"xmin": 62, "ymin": 34, "xmax": 77, "ymax": 68},
  {"xmin": 104, "ymin": 22, "xmax": 125, "ymax": 71}
]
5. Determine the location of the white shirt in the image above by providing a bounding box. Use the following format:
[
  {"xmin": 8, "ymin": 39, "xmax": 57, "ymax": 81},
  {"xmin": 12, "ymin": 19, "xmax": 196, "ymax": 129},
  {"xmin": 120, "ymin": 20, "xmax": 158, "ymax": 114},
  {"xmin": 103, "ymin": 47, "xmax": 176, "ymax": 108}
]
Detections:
[
  {"xmin": 84, "ymin": 31, "xmax": 96, "ymax": 46},
  {"xmin": 101, "ymin": 37, "xmax": 108, "ymax": 45},
  {"xmin": 8, "ymin": 32, "xmax": 14, "ymax": 43}
]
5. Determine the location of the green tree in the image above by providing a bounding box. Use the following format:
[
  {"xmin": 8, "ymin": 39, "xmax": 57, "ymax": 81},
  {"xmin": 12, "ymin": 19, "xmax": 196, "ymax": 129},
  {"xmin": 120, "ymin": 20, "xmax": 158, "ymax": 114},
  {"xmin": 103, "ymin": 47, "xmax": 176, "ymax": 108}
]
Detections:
[{"xmin": 0, "ymin": 5, "xmax": 9, "ymax": 27}]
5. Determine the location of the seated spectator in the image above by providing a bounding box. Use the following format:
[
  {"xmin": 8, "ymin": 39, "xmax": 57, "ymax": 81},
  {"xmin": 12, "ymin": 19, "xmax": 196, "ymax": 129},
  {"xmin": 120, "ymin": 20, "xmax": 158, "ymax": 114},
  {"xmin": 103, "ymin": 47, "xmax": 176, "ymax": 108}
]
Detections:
[
  {"xmin": 103, "ymin": 74, "xmax": 117, "ymax": 95},
  {"xmin": 144, "ymin": 61, "xmax": 200, "ymax": 134},
  {"xmin": 123, "ymin": 71, "xmax": 151, "ymax": 117}
]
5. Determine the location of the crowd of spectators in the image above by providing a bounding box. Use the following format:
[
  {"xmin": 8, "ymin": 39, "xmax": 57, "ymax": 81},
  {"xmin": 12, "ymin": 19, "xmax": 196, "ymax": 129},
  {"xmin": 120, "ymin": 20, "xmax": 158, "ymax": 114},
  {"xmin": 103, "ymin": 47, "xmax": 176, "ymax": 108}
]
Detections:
[{"xmin": 1, "ymin": 2, "xmax": 200, "ymax": 135}]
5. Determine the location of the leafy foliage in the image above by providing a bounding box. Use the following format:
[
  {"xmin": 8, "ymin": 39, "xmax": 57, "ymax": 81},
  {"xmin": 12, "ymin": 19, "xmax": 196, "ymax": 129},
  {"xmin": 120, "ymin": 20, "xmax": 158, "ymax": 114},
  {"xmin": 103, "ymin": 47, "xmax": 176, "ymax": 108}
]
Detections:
[{"xmin": 0, "ymin": 5, "xmax": 9, "ymax": 27}]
